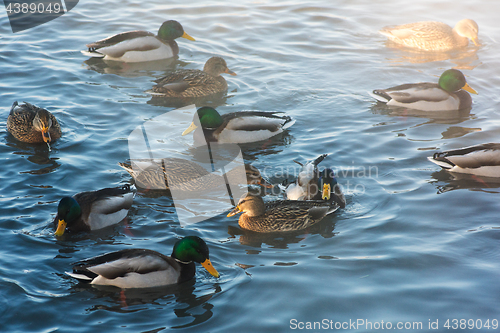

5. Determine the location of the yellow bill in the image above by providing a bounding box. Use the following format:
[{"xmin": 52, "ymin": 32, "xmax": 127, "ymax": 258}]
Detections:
[
  {"xmin": 182, "ymin": 31, "xmax": 195, "ymax": 41},
  {"xmin": 322, "ymin": 183, "xmax": 331, "ymax": 201},
  {"xmin": 462, "ymin": 82, "xmax": 478, "ymax": 95},
  {"xmin": 227, "ymin": 206, "xmax": 241, "ymax": 217},
  {"xmin": 55, "ymin": 219, "xmax": 67, "ymax": 236},
  {"xmin": 41, "ymin": 126, "xmax": 51, "ymax": 143},
  {"xmin": 201, "ymin": 258, "xmax": 220, "ymax": 278},
  {"xmin": 182, "ymin": 122, "xmax": 198, "ymax": 136}
]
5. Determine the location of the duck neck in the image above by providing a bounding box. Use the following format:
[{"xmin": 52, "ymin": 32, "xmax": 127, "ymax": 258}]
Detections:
[{"xmin": 175, "ymin": 259, "xmax": 196, "ymax": 284}]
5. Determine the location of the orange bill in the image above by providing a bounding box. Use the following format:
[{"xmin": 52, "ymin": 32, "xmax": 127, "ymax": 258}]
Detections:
[
  {"xmin": 55, "ymin": 219, "xmax": 67, "ymax": 236},
  {"xmin": 201, "ymin": 258, "xmax": 220, "ymax": 278},
  {"xmin": 322, "ymin": 183, "xmax": 331, "ymax": 201},
  {"xmin": 181, "ymin": 31, "xmax": 195, "ymax": 41},
  {"xmin": 462, "ymin": 82, "xmax": 478, "ymax": 95},
  {"xmin": 227, "ymin": 206, "xmax": 241, "ymax": 217}
]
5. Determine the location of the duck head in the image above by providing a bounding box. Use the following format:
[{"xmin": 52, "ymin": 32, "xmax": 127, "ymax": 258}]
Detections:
[
  {"xmin": 438, "ymin": 69, "xmax": 477, "ymax": 94},
  {"xmin": 157, "ymin": 20, "xmax": 195, "ymax": 41},
  {"xmin": 172, "ymin": 236, "xmax": 219, "ymax": 278},
  {"xmin": 54, "ymin": 197, "xmax": 82, "ymax": 236}
]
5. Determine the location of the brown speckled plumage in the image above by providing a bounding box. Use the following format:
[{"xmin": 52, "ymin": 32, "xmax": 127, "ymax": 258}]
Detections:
[
  {"xmin": 380, "ymin": 19, "xmax": 479, "ymax": 51},
  {"xmin": 7, "ymin": 101, "xmax": 61, "ymax": 144},
  {"xmin": 151, "ymin": 56, "xmax": 236, "ymax": 98},
  {"xmin": 119, "ymin": 158, "xmax": 266, "ymax": 191},
  {"xmin": 227, "ymin": 194, "xmax": 335, "ymax": 233}
]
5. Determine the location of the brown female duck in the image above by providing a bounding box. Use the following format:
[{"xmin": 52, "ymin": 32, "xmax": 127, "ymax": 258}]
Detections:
[
  {"xmin": 151, "ymin": 56, "xmax": 236, "ymax": 98},
  {"xmin": 7, "ymin": 101, "xmax": 61, "ymax": 148},
  {"xmin": 227, "ymin": 194, "xmax": 337, "ymax": 232}
]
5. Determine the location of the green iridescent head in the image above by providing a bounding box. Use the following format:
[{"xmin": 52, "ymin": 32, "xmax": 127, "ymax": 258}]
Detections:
[
  {"xmin": 157, "ymin": 20, "xmax": 195, "ymax": 41},
  {"xmin": 172, "ymin": 236, "xmax": 219, "ymax": 278},
  {"xmin": 438, "ymin": 69, "xmax": 477, "ymax": 94},
  {"xmin": 54, "ymin": 197, "xmax": 82, "ymax": 236}
]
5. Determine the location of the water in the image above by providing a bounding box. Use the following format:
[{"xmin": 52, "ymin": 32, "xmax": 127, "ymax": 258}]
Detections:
[{"xmin": 1, "ymin": 0, "xmax": 500, "ymax": 331}]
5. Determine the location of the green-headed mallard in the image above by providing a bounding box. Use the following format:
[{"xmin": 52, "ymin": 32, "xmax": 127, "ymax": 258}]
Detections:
[
  {"xmin": 285, "ymin": 154, "xmax": 346, "ymax": 208},
  {"xmin": 82, "ymin": 20, "xmax": 195, "ymax": 62},
  {"xmin": 227, "ymin": 194, "xmax": 336, "ymax": 232},
  {"xmin": 65, "ymin": 236, "xmax": 219, "ymax": 288},
  {"xmin": 379, "ymin": 19, "xmax": 479, "ymax": 51},
  {"xmin": 371, "ymin": 69, "xmax": 477, "ymax": 111},
  {"xmin": 54, "ymin": 184, "xmax": 135, "ymax": 236},
  {"xmin": 7, "ymin": 101, "xmax": 61, "ymax": 148},
  {"xmin": 182, "ymin": 106, "xmax": 295, "ymax": 144},
  {"xmin": 151, "ymin": 57, "xmax": 236, "ymax": 97},
  {"xmin": 119, "ymin": 158, "xmax": 271, "ymax": 191},
  {"xmin": 428, "ymin": 143, "xmax": 500, "ymax": 177}
]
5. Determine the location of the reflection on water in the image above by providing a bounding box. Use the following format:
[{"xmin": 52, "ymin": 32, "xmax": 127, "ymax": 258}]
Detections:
[
  {"xmin": 384, "ymin": 42, "xmax": 481, "ymax": 69},
  {"xmin": 227, "ymin": 217, "xmax": 338, "ymax": 249},
  {"xmin": 429, "ymin": 169, "xmax": 500, "ymax": 194},
  {"xmin": 69, "ymin": 278, "xmax": 221, "ymax": 328},
  {"xmin": 370, "ymin": 102, "xmax": 473, "ymax": 123},
  {"xmin": 83, "ymin": 57, "xmax": 179, "ymax": 77},
  {"xmin": 6, "ymin": 138, "xmax": 61, "ymax": 175}
]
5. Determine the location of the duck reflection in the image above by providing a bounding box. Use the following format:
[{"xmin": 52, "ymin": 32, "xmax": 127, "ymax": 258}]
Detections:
[
  {"xmin": 383, "ymin": 44, "xmax": 480, "ymax": 69},
  {"xmin": 147, "ymin": 91, "xmax": 232, "ymax": 109},
  {"xmin": 429, "ymin": 169, "xmax": 500, "ymax": 194},
  {"xmin": 370, "ymin": 103, "xmax": 480, "ymax": 140},
  {"xmin": 227, "ymin": 217, "xmax": 337, "ymax": 249},
  {"xmin": 83, "ymin": 57, "xmax": 178, "ymax": 77},
  {"xmin": 6, "ymin": 138, "xmax": 61, "ymax": 175},
  {"xmin": 69, "ymin": 278, "xmax": 221, "ymax": 328}
]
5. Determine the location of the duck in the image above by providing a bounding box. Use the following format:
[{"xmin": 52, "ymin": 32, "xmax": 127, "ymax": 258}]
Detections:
[
  {"xmin": 285, "ymin": 154, "xmax": 346, "ymax": 208},
  {"xmin": 379, "ymin": 19, "xmax": 479, "ymax": 51},
  {"xmin": 427, "ymin": 143, "xmax": 500, "ymax": 177},
  {"xmin": 182, "ymin": 106, "xmax": 295, "ymax": 144},
  {"xmin": 227, "ymin": 194, "xmax": 337, "ymax": 232},
  {"xmin": 118, "ymin": 158, "xmax": 272, "ymax": 191},
  {"xmin": 371, "ymin": 69, "xmax": 477, "ymax": 111},
  {"xmin": 82, "ymin": 20, "xmax": 195, "ymax": 62},
  {"xmin": 151, "ymin": 57, "xmax": 236, "ymax": 97},
  {"xmin": 65, "ymin": 236, "xmax": 219, "ymax": 288},
  {"xmin": 285, "ymin": 154, "xmax": 328, "ymax": 200},
  {"xmin": 7, "ymin": 101, "xmax": 61, "ymax": 148},
  {"xmin": 54, "ymin": 184, "xmax": 135, "ymax": 236}
]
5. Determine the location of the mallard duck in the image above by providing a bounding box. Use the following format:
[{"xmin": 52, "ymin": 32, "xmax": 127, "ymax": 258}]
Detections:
[
  {"xmin": 285, "ymin": 154, "xmax": 346, "ymax": 208},
  {"xmin": 119, "ymin": 158, "xmax": 271, "ymax": 191},
  {"xmin": 182, "ymin": 106, "xmax": 295, "ymax": 144},
  {"xmin": 82, "ymin": 20, "xmax": 195, "ymax": 62},
  {"xmin": 227, "ymin": 194, "xmax": 337, "ymax": 232},
  {"xmin": 371, "ymin": 69, "xmax": 477, "ymax": 111},
  {"xmin": 7, "ymin": 101, "xmax": 61, "ymax": 148},
  {"xmin": 285, "ymin": 154, "xmax": 328, "ymax": 200},
  {"xmin": 428, "ymin": 143, "xmax": 500, "ymax": 177},
  {"xmin": 379, "ymin": 19, "xmax": 479, "ymax": 51},
  {"xmin": 151, "ymin": 57, "xmax": 236, "ymax": 97},
  {"xmin": 54, "ymin": 184, "xmax": 135, "ymax": 236},
  {"xmin": 65, "ymin": 236, "xmax": 219, "ymax": 288}
]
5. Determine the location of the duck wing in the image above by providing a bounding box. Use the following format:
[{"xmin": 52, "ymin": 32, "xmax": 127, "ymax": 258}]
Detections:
[
  {"xmin": 74, "ymin": 185, "xmax": 135, "ymax": 230},
  {"xmin": 69, "ymin": 249, "xmax": 176, "ymax": 280},
  {"xmin": 86, "ymin": 31, "xmax": 155, "ymax": 50}
]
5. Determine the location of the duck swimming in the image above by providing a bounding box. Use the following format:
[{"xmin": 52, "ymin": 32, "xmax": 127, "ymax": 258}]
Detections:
[
  {"xmin": 227, "ymin": 194, "xmax": 336, "ymax": 232},
  {"xmin": 82, "ymin": 20, "xmax": 195, "ymax": 62},
  {"xmin": 119, "ymin": 158, "xmax": 271, "ymax": 191},
  {"xmin": 182, "ymin": 106, "xmax": 295, "ymax": 144},
  {"xmin": 428, "ymin": 143, "xmax": 500, "ymax": 178},
  {"xmin": 379, "ymin": 19, "xmax": 479, "ymax": 51},
  {"xmin": 151, "ymin": 56, "xmax": 236, "ymax": 98},
  {"xmin": 66, "ymin": 236, "xmax": 219, "ymax": 288},
  {"xmin": 371, "ymin": 69, "xmax": 477, "ymax": 111},
  {"xmin": 7, "ymin": 101, "xmax": 61, "ymax": 148},
  {"xmin": 54, "ymin": 184, "xmax": 135, "ymax": 236}
]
